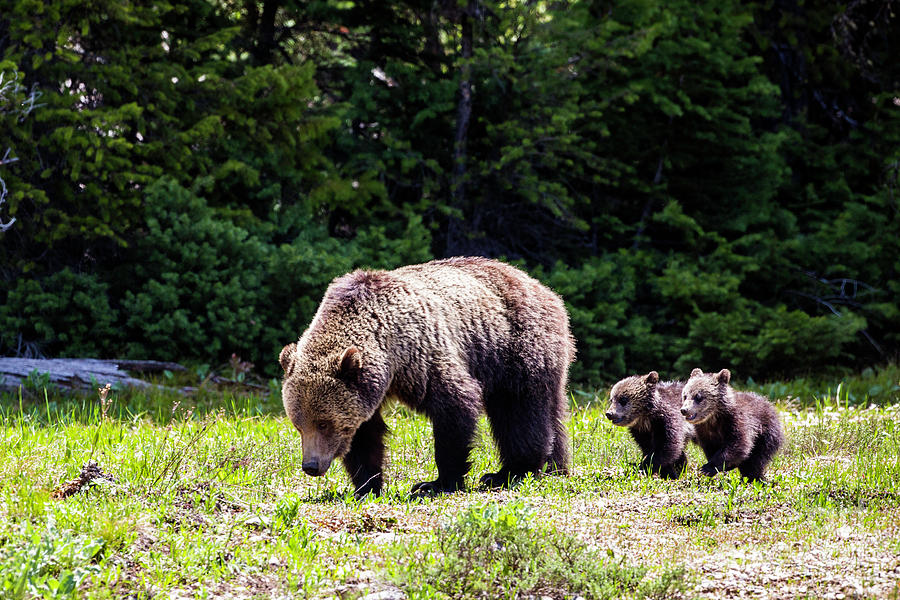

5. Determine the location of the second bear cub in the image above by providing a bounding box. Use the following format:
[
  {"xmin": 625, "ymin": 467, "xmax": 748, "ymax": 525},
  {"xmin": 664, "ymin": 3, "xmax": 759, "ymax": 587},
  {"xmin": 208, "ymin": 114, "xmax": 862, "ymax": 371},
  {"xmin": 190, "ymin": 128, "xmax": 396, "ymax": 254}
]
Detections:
[
  {"xmin": 680, "ymin": 368, "xmax": 784, "ymax": 481},
  {"xmin": 606, "ymin": 371, "xmax": 695, "ymax": 479}
]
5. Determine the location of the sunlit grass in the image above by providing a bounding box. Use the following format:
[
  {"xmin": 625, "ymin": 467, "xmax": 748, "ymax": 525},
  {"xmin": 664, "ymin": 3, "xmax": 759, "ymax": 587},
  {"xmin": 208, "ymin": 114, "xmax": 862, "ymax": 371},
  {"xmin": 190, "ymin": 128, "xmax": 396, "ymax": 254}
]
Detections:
[{"xmin": 1, "ymin": 364, "xmax": 898, "ymax": 598}]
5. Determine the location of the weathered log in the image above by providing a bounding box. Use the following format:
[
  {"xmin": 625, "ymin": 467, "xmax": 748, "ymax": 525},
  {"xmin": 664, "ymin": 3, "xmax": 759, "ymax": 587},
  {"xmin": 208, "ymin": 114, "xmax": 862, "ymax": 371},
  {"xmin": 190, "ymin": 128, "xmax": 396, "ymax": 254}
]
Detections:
[
  {"xmin": 0, "ymin": 358, "xmax": 187, "ymax": 393},
  {"xmin": 107, "ymin": 359, "xmax": 187, "ymax": 373}
]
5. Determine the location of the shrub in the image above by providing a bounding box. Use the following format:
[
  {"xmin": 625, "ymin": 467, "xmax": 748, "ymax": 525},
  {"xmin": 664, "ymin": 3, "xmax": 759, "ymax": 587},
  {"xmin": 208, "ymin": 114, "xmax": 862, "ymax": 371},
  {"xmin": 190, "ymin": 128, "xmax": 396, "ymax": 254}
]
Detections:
[
  {"xmin": 0, "ymin": 269, "xmax": 120, "ymax": 357},
  {"xmin": 119, "ymin": 178, "xmax": 268, "ymax": 362}
]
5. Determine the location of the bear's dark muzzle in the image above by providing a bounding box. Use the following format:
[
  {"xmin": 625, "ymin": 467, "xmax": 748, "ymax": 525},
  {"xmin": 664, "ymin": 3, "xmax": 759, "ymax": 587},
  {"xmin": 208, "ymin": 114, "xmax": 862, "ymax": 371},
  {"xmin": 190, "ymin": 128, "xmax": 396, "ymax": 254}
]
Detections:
[{"xmin": 302, "ymin": 458, "xmax": 324, "ymax": 476}]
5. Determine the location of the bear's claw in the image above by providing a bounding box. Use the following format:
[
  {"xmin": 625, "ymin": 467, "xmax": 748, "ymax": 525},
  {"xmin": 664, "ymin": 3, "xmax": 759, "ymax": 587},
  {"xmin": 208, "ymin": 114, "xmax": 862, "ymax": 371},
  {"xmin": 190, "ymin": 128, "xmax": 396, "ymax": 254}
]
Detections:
[
  {"xmin": 699, "ymin": 463, "xmax": 719, "ymax": 477},
  {"xmin": 410, "ymin": 480, "xmax": 461, "ymax": 497}
]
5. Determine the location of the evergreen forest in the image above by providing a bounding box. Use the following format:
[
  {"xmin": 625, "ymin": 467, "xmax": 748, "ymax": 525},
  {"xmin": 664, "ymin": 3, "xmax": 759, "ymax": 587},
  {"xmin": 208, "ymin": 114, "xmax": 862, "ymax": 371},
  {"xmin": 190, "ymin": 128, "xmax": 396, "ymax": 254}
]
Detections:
[{"xmin": 1, "ymin": 0, "xmax": 898, "ymax": 385}]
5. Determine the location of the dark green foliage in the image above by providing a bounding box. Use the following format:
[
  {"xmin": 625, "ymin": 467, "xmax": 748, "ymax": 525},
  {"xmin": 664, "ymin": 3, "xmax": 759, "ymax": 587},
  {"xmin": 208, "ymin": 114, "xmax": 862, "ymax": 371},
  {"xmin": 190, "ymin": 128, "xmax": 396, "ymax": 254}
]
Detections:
[
  {"xmin": 119, "ymin": 178, "xmax": 269, "ymax": 360},
  {"xmin": 0, "ymin": 0, "xmax": 897, "ymax": 384},
  {"xmin": 261, "ymin": 210, "xmax": 432, "ymax": 370},
  {"xmin": 537, "ymin": 256, "xmax": 657, "ymax": 386},
  {"xmin": 0, "ymin": 269, "xmax": 120, "ymax": 358}
]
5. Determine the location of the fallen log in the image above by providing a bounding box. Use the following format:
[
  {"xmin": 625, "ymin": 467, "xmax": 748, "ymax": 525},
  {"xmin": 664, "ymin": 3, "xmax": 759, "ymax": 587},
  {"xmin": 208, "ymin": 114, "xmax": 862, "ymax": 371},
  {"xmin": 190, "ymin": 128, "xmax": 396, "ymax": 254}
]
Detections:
[
  {"xmin": 0, "ymin": 358, "xmax": 187, "ymax": 393},
  {"xmin": 108, "ymin": 359, "xmax": 186, "ymax": 373}
]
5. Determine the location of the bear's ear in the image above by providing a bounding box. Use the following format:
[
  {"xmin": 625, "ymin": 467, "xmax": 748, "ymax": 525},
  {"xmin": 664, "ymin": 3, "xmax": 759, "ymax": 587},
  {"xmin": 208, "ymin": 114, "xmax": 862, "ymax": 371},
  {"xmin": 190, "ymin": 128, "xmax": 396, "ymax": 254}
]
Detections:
[
  {"xmin": 645, "ymin": 371, "xmax": 659, "ymax": 385},
  {"xmin": 690, "ymin": 368, "xmax": 703, "ymax": 378},
  {"xmin": 337, "ymin": 346, "xmax": 362, "ymax": 380},
  {"xmin": 279, "ymin": 343, "xmax": 297, "ymax": 373},
  {"xmin": 716, "ymin": 368, "xmax": 731, "ymax": 384}
]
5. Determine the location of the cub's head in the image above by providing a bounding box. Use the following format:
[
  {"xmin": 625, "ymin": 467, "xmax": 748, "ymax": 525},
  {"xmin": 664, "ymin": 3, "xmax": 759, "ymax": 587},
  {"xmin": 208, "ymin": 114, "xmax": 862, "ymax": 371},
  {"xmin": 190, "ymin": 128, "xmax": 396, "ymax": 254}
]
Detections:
[
  {"xmin": 605, "ymin": 371, "xmax": 659, "ymax": 427},
  {"xmin": 279, "ymin": 343, "xmax": 376, "ymax": 478},
  {"xmin": 680, "ymin": 368, "xmax": 730, "ymax": 424}
]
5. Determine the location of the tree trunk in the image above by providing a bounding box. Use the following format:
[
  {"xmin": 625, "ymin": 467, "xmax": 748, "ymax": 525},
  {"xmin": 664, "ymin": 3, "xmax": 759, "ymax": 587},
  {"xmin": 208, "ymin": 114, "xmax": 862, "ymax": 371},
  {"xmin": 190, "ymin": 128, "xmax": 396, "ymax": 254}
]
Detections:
[
  {"xmin": 253, "ymin": 0, "xmax": 280, "ymax": 65},
  {"xmin": 447, "ymin": 1, "xmax": 475, "ymax": 255}
]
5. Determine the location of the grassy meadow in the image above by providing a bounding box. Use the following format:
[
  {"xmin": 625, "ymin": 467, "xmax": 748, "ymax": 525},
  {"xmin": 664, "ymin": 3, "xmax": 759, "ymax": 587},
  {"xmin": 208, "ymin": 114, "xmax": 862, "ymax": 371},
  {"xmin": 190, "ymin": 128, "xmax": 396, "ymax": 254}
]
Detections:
[{"xmin": 1, "ymin": 366, "xmax": 899, "ymax": 599}]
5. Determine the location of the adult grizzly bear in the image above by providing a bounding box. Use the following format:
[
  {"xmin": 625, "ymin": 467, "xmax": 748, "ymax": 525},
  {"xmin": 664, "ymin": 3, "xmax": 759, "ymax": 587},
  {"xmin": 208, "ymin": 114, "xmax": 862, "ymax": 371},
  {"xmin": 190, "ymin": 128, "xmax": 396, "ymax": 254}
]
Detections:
[
  {"xmin": 680, "ymin": 368, "xmax": 784, "ymax": 481},
  {"xmin": 279, "ymin": 257, "xmax": 575, "ymax": 497},
  {"xmin": 605, "ymin": 372, "xmax": 695, "ymax": 479}
]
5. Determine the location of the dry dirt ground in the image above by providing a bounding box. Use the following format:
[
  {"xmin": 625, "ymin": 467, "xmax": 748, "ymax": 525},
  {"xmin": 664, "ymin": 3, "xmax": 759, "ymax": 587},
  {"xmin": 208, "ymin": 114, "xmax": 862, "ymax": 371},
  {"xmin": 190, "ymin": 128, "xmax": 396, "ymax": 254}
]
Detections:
[{"xmin": 208, "ymin": 473, "xmax": 899, "ymax": 600}]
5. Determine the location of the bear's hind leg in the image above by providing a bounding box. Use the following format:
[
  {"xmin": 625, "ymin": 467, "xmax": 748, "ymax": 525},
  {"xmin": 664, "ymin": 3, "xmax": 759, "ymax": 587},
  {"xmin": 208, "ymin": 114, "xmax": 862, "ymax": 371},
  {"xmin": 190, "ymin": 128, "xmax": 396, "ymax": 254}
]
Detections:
[
  {"xmin": 343, "ymin": 411, "xmax": 387, "ymax": 497},
  {"xmin": 547, "ymin": 388, "xmax": 571, "ymax": 475},
  {"xmin": 738, "ymin": 424, "xmax": 783, "ymax": 482},
  {"xmin": 481, "ymin": 387, "xmax": 556, "ymax": 488}
]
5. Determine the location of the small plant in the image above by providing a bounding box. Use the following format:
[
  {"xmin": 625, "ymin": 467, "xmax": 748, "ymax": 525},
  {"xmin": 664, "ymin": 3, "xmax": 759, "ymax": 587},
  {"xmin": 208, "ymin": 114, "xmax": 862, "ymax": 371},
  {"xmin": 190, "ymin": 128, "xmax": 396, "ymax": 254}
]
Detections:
[
  {"xmin": 397, "ymin": 501, "xmax": 686, "ymax": 599},
  {"xmin": 196, "ymin": 364, "xmax": 211, "ymax": 381},
  {"xmin": 228, "ymin": 354, "xmax": 253, "ymax": 383},
  {"xmin": 24, "ymin": 369, "xmax": 52, "ymax": 393},
  {"xmin": 274, "ymin": 495, "xmax": 302, "ymax": 531},
  {"xmin": 0, "ymin": 520, "xmax": 103, "ymax": 600},
  {"xmin": 97, "ymin": 384, "xmax": 113, "ymax": 421}
]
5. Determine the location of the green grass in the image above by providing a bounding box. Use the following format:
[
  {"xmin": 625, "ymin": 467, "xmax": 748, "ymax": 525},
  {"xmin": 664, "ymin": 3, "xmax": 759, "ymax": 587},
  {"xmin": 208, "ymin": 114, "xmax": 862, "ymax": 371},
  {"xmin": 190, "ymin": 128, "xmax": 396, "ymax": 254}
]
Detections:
[
  {"xmin": 1, "ymin": 366, "xmax": 899, "ymax": 599},
  {"xmin": 743, "ymin": 362, "xmax": 900, "ymax": 408}
]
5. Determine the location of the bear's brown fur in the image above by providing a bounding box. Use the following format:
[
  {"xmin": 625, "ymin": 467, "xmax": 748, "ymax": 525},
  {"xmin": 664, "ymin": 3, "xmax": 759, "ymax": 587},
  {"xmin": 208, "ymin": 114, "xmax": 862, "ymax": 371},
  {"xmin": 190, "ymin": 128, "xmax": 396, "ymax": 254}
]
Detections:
[
  {"xmin": 606, "ymin": 372, "xmax": 695, "ymax": 479},
  {"xmin": 279, "ymin": 257, "xmax": 575, "ymax": 496},
  {"xmin": 680, "ymin": 368, "xmax": 784, "ymax": 481}
]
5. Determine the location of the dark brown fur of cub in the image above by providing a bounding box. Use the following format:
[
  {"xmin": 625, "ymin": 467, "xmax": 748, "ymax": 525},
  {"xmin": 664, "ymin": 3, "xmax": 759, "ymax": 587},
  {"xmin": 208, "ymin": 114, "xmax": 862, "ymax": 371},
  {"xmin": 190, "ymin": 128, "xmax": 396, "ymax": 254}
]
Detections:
[
  {"xmin": 280, "ymin": 257, "xmax": 575, "ymax": 497},
  {"xmin": 606, "ymin": 371, "xmax": 695, "ymax": 479},
  {"xmin": 680, "ymin": 368, "xmax": 784, "ymax": 481}
]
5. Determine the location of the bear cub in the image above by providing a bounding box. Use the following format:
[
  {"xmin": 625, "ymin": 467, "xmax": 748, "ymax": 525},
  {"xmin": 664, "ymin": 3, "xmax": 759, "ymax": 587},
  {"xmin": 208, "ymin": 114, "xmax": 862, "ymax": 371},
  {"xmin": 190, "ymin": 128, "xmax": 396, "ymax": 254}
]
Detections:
[
  {"xmin": 680, "ymin": 368, "xmax": 784, "ymax": 481},
  {"xmin": 606, "ymin": 371, "xmax": 695, "ymax": 479}
]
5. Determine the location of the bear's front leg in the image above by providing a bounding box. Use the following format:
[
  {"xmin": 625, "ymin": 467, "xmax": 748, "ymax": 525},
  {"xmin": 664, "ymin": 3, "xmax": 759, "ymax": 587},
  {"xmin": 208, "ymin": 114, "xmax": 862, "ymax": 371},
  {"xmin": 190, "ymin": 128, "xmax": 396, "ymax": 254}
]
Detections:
[
  {"xmin": 628, "ymin": 429, "xmax": 655, "ymax": 475},
  {"xmin": 411, "ymin": 391, "xmax": 479, "ymax": 497},
  {"xmin": 660, "ymin": 451, "xmax": 689, "ymax": 480},
  {"xmin": 343, "ymin": 411, "xmax": 387, "ymax": 497},
  {"xmin": 701, "ymin": 443, "xmax": 747, "ymax": 477}
]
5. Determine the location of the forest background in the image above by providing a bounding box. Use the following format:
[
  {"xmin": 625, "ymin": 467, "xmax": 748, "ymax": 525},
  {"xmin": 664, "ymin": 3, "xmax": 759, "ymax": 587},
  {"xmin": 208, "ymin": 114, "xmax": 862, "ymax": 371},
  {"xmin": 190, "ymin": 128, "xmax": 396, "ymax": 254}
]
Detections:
[{"xmin": 1, "ymin": 0, "xmax": 898, "ymax": 386}]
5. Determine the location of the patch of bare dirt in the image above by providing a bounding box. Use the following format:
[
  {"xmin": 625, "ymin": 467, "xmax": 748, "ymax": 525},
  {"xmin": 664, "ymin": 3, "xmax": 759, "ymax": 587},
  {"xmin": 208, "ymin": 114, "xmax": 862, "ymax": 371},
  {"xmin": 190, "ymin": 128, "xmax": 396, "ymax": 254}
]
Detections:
[
  {"xmin": 536, "ymin": 489, "xmax": 900, "ymax": 599},
  {"xmin": 283, "ymin": 479, "xmax": 900, "ymax": 599}
]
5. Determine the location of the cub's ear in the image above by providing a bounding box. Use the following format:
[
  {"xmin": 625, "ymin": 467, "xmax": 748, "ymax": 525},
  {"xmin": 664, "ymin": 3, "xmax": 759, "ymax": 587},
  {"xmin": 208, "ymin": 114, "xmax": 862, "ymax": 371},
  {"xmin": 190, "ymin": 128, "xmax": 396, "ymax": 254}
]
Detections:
[
  {"xmin": 337, "ymin": 346, "xmax": 362, "ymax": 380},
  {"xmin": 279, "ymin": 343, "xmax": 297, "ymax": 373},
  {"xmin": 690, "ymin": 368, "xmax": 703, "ymax": 378},
  {"xmin": 645, "ymin": 371, "xmax": 659, "ymax": 385},
  {"xmin": 716, "ymin": 368, "xmax": 731, "ymax": 384}
]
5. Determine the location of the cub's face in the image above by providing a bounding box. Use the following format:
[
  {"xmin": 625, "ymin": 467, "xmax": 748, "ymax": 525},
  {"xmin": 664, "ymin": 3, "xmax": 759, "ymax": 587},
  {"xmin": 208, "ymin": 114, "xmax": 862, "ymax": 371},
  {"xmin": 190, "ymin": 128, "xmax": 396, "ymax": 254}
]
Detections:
[
  {"xmin": 280, "ymin": 344, "xmax": 370, "ymax": 478},
  {"xmin": 606, "ymin": 371, "xmax": 659, "ymax": 427},
  {"xmin": 680, "ymin": 368, "xmax": 730, "ymax": 424}
]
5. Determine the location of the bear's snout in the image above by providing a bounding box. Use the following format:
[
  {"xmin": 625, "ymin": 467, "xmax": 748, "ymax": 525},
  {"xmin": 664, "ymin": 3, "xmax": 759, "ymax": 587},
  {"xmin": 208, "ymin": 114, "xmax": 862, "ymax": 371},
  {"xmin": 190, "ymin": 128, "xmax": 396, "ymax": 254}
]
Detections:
[{"xmin": 302, "ymin": 457, "xmax": 324, "ymax": 476}]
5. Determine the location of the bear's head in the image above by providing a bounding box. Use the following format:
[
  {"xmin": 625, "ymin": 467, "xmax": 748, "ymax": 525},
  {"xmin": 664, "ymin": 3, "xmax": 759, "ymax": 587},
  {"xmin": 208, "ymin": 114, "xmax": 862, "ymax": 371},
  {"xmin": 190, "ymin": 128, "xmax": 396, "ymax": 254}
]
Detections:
[
  {"xmin": 279, "ymin": 343, "xmax": 379, "ymax": 478},
  {"xmin": 680, "ymin": 368, "xmax": 730, "ymax": 424},
  {"xmin": 605, "ymin": 371, "xmax": 660, "ymax": 427}
]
